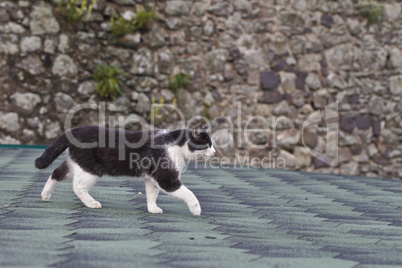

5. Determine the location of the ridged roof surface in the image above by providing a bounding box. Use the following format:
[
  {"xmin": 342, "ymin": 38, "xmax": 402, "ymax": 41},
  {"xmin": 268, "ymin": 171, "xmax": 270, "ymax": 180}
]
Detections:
[{"xmin": 1, "ymin": 148, "xmax": 402, "ymax": 267}]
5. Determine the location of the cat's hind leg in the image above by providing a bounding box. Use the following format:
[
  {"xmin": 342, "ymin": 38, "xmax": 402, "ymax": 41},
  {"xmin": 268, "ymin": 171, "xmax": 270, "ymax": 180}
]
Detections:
[
  {"xmin": 42, "ymin": 161, "xmax": 71, "ymax": 201},
  {"xmin": 145, "ymin": 179, "xmax": 163, "ymax": 214},
  {"xmin": 70, "ymin": 161, "xmax": 101, "ymax": 209}
]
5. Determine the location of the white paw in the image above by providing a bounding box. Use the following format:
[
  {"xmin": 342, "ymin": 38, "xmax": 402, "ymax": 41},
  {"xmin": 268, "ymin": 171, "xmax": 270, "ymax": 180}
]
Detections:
[
  {"xmin": 87, "ymin": 201, "xmax": 102, "ymax": 209},
  {"xmin": 148, "ymin": 206, "xmax": 163, "ymax": 214},
  {"xmin": 41, "ymin": 192, "xmax": 51, "ymax": 202},
  {"xmin": 189, "ymin": 203, "xmax": 201, "ymax": 216}
]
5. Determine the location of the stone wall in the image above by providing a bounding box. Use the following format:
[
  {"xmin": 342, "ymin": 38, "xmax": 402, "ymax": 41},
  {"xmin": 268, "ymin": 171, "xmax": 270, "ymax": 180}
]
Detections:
[{"xmin": 1, "ymin": 0, "xmax": 402, "ymax": 179}]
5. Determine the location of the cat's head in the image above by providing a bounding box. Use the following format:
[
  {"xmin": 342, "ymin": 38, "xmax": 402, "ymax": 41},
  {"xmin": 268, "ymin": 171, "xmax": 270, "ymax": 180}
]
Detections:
[{"xmin": 188, "ymin": 123, "xmax": 216, "ymax": 159}]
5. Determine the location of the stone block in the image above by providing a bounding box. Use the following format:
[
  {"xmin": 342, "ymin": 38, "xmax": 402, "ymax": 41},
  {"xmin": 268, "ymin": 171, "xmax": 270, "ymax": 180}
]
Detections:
[
  {"xmin": 52, "ymin": 55, "xmax": 78, "ymax": 78},
  {"xmin": 10, "ymin": 92, "xmax": 41, "ymax": 112},
  {"xmin": 356, "ymin": 115, "xmax": 370, "ymax": 130},
  {"xmin": 260, "ymin": 71, "xmax": 279, "ymax": 91},
  {"xmin": 340, "ymin": 116, "xmax": 356, "ymax": 133},
  {"xmin": 259, "ymin": 90, "xmax": 283, "ymax": 104},
  {"xmin": 294, "ymin": 147, "xmax": 312, "ymax": 169},
  {"xmin": 30, "ymin": 3, "xmax": 60, "ymax": 35},
  {"xmin": 297, "ymin": 54, "xmax": 322, "ymax": 72},
  {"xmin": 390, "ymin": 75, "xmax": 402, "ymax": 95},
  {"xmin": 321, "ymin": 14, "xmax": 333, "ymax": 28}
]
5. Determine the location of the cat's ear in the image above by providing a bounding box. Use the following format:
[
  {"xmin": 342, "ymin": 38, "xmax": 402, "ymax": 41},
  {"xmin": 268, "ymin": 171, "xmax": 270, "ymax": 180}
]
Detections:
[
  {"xmin": 192, "ymin": 123, "xmax": 202, "ymax": 138},
  {"xmin": 193, "ymin": 123, "xmax": 202, "ymax": 129}
]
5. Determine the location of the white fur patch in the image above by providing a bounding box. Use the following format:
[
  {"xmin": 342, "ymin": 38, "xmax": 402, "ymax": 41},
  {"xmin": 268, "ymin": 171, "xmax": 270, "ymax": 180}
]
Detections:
[
  {"xmin": 155, "ymin": 129, "xmax": 168, "ymax": 137},
  {"xmin": 167, "ymin": 143, "xmax": 192, "ymax": 172},
  {"xmin": 41, "ymin": 175, "xmax": 59, "ymax": 201},
  {"xmin": 168, "ymin": 185, "xmax": 201, "ymax": 216},
  {"xmin": 41, "ymin": 150, "xmax": 73, "ymax": 202},
  {"xmin": 201, "ymin": 144, "xmax": 216, "ymax": 159},
  {"xmin": 144, "ymin": 179, "xmax": 163, "ymax": 214},
  {"xmin": 69, "ymin": 158, "xmax": 102, "ymax": 209},
  {"xmin": 167, "ymin": 141, "xmax": 216, "ymax": 171}
]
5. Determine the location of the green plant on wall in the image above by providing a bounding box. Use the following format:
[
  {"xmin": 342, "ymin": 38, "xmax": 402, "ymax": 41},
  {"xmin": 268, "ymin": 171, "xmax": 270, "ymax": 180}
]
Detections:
[
  {"xmin": 360, "ymin": 0, "xmax": 384, "ymax": 24},
  {"xmin": 168, "ymin": 73, "xmax": 192, "ymax": 94},
  {"xmin": 110, "ymin": 5, "xmax": 156, "ymax": 38},
  {"xmin": 134, "ymin": 5, "xmax": 157, "ymax": 31},
  {"xmin": 93, "ymin": 63, "xmax": 125, "ymax": 100},
  {"xmin": 201, "ymin": 103, "xmax": 211, "ymax": 120},
  {"xmin": 150, "ymin": 96, "xmax": 177, "ymax": 125},
  {"xmin": 110, "ymin": 17, "xmax": 135, "ymax": 38},
  {"xmin": 58, "ymin": 0, "xmax": 97, "ymax": 24}
]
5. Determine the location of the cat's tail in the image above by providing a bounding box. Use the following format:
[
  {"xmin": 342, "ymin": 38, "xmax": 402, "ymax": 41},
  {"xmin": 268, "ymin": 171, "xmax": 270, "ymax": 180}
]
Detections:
[{"xmin": 35, "ymin": 133, "xmax": 69, "ymax": 169}]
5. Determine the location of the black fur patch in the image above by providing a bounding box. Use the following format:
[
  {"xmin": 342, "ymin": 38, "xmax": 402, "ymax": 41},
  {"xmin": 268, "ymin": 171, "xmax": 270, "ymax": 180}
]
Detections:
[
  {"xmin": 35, "ymin": 134, "xmax": 69, "ymax": 169},
  {"xmin": 188, "ymin": 130, "xmax": 213, "ymax": 151},
  {"xmin": 51, "ymin": 161, "xmax": 69, "ymax": 181}
]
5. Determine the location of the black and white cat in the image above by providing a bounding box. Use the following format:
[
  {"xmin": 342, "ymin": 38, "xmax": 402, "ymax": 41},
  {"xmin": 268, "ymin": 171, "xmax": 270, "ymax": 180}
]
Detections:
[{"xmin": 35, "ymin": 124, "xmax": 216, "ymax": 216}]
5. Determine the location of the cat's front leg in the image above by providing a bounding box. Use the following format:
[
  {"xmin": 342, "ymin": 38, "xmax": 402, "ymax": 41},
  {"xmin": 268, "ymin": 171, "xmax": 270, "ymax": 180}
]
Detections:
[
  {"xmin": 145, "ymin": 179, "xmax": 163, "ymax": 214},
  {"xmin": 169, "ymin": 185, "xmax": 201, "ymax": 216}
]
